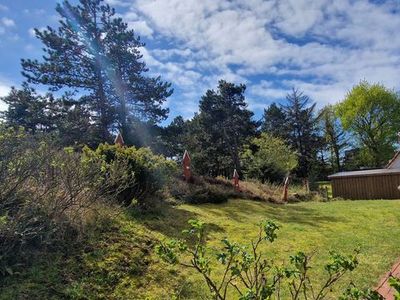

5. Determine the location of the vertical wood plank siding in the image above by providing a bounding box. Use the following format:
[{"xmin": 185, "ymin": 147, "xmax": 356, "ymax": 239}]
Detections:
[{"xmin": 331, "ymin": 174, "xmax": 400, "ymax": 199}]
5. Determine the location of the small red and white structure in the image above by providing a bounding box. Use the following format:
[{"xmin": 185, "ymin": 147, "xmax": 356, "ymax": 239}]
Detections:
[
  {"xmin": 233, "ymin": 169, "xmax": 240, "ymax": 192},
  {"xmin": 183, "ymin": 150, "xmax": 191, "ymax": 182},
  {"xmin": 114, "ymin": 132, "xmax": 125, "ymax": 147}
]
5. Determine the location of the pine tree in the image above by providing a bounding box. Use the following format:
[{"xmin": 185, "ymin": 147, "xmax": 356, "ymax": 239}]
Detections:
[
  {"xmin": 21, "ymin": 0, "xmax": 172, "ymax": 143},
  {"xmin": 1, "ymin": 83, "xmax": 50, "ymax": 133},
  {"xmin": 261, "ymin": 102, "xmax": 287, "ymax": 139},
  {"xmin": 281, "ymin": 88, "xmax": 321, "ymax": 180},
  {"xmin": 189, "ymin": 80, "xmax": 258, "ymax": 176},
  {"xmin": 53, "ymin": 97, "xmax": 94, "ymax": 147},
  {"xmin": 1, "ymin": 84, "xmax": 95, "ymax": 146}
]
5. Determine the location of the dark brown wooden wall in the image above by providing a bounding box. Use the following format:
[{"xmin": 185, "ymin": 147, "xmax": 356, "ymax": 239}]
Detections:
[{"xmin": 331, "ymin": 174, "xmax": 400, "ymax": 199}]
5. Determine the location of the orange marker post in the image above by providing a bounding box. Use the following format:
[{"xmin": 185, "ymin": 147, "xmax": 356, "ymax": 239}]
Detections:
[
  {"xmin": 233, "ymin": 169, "xmax": 240, "ymax": 192},
  {"xmin": 282, "ymin": 176, "xmax": 289, "ymax": 202}
]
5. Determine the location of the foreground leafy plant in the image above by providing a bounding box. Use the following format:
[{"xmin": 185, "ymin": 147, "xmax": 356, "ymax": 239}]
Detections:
[
  {"xmin": 156, "ymin": 219, "xmax": 380, "ymax": 300},
  {"xmin": 389, "ymin": 276, "xmax": 400, "ymax": 300}
]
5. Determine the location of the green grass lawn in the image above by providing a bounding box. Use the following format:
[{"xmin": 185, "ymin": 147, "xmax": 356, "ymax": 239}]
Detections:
[{"xmin": 2, "ymin": 199, "xmax": 400, "ymax": 299}]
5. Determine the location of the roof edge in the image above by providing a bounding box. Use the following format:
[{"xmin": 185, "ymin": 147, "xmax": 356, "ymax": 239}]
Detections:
[
  {"xmin": 386, "ymin": 151, "xmax": 400, "ymax": 169},
  {"xmin": 329, "ymin": 169, "xmax": 400, "ymax": 179}
]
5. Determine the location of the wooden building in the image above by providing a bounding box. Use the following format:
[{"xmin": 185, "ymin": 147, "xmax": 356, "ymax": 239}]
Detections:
[{"xmin": 329, "ymin": 152, "xmax": 400, "ymax": 199}]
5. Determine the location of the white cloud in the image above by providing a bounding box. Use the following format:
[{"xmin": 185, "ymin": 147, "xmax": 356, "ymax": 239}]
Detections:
[
  {"xmin": 112, "ymin": 0, "xmax": 400, "ymax": 118},
  {"xmin": 104, "ymin": 0, "xmax": 131, "ymax": 7},
  {"xmin": 141, "ymin": 47, "xmax": 203, "ymax": 87},
  {"xmin": 0, "ymin": 17, "xmax": 15, "ymax": 36},
  {"xmin": 249, "ymin": 81, "xmax": 287, "ymax": 100},
  {"xmin": 28, "ymin": 28, "xmax": 36, "ymax": 38},
  {"xmin": 1, "ymin": 17, "xmax": 15, "ymax": 27},
  {"xmin": 127, "ymin": 20, "xmax": 153, "ymax": 37},
  {"xmin": 0, "ymin": 83, "xmax": 10, "ymax": 97},
  {"xmin": 0, "ymin": 4, "xmax": 8, "ymax": 12},
  {"xmin": 0, "ymin": 81, "xmax": 11, "ymax": 112},
  {"xmin": 23, "ymin": 8, "xmax": 46, "ymax": 15}
]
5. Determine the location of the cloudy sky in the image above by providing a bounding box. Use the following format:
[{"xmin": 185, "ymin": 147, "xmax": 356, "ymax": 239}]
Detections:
[{"xmin": 0, "ymin": 0, "xmax": 399, "ymax": 121}]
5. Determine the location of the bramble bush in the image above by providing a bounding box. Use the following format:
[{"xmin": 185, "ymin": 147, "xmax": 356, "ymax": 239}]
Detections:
[{"xmin": 157, "ymin": 219, "xmax": 382, "ymax": 300}]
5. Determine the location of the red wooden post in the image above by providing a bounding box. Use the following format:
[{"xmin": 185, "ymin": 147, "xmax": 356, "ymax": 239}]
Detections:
[
  {"xmin": 282, "ymin": 176, "xmax": 289, "ymax": 202},
  {"xmin": 183, "ymin": 150, "xmax": 191, "ymax": 182},
  {"xmin": 114, "ymin": 132, "xmax": 125, "ymax": 147},
  {"xmin": 233, "ymin": 169, "xmax": 240, "ymax": 192}
]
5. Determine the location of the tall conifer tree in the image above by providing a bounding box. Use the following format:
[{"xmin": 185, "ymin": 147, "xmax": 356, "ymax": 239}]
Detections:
[
  {"xmin": 281, "ymin": 89, "xmax": 320, "ymax": 180},
  {"xmin": 189, "ymin": 80, "xmax": 258, "ymax": 176},
  {"xmin": 21, "ymin": 0, "xmax": 172, "ymax": 142}
]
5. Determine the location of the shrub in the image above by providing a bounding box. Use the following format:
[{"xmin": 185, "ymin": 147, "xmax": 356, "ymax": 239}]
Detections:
[
  {"xmin": 241, "ymin": 133, "xmax": 298, "ymax": 183},
  {"xmin": 83, "ymin": 143, "xmax": 178, "ymax": 206},
  {"xmin": 157, "ymin": 219, "xmax": 381, "ymax": 300},
  {"xmin": 0, "ymin": 128, "xmax": 130, "ymax": 277}
]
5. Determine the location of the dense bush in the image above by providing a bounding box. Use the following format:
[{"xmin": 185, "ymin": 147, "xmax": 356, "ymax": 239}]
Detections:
[
  {"xmin": 83, "ymin": 143, "xmax": 178, "ymax": 206},
  {"xmin": 0, "ymin": 128, "xmax": 132, "ymax": 276}
]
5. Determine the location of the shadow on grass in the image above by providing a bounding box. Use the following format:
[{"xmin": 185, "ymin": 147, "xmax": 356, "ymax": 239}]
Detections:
[
  {"xmin": 198, "ymin": 199, "xmax": 344, "ymax": 227},
  {"xmin": 127, "ymin": 203, "xmax": 225, "ymax": 240}
]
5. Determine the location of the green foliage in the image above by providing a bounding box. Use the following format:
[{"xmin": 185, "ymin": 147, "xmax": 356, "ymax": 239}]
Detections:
[
  {"xmin": 281, "ymin": 89, "xmax": 321, "ymax": 179},
  {"xmin": 336, "ymin": 81, "xmax": 400, "ymax": 167},
  {"xmin": 319, "ymin": 105, "xmax": 347, "ymax": 173},
  {"xmin": 241, "ymin": 133, "xmax": 298, "ymax": 183},
  {"xmin": 0, "ymin": 83, "xmax": 48, "ymax": 133},
  {"xmin": 160, "ymin": 115, "xmax": 188, "ymax": 159},
  {"xmin": 339, "ymin": 285, "xmax": 382, "ymax": 300},
  {"xmin": 261, "ymin": 103, "xmax": 287, "ymax": 138},
  {"xmin": 157, "ymin": 218, "xmax": 374, "ymax": 300},
  {"xmin": 185, "ymin": 80, "xmax": 258, "ymax": 177},
  {"xmin": 389, "ymin": 276, "xmax": 400, "ymax": 300},
  {"xmin": 0, "ymin": 84, "xmax": 97, "ymax": 147},
  {"xmin": 262, "ymin": 90, "xmax": 321, "ymax": 180},
  {"xmin": 21, "ymin": 0, "xmax": 172, "ymax": 142},
  {"xmin": 0, "ymin": 127, "xmax": 131, "ymax": 277},
  {"xmin": 83, "ymin": 143, "xmax": 177, "ymax": 206}
]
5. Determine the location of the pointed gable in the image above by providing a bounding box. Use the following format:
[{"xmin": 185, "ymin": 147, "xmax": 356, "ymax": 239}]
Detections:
[
  {"xmin": 183, "ymin": 150, "xmax": 191, "ymax": 163},
  {"xmin": 114, "ymin": 132, "xmax": 125, "ymax": 146},
  {"xmin": 386, "ymin": 151, "xmax": 400, "ymax": 169}
]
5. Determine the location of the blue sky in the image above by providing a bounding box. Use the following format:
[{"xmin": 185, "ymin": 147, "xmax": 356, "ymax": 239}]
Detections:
[{"xmin": 0, "ymin": 0, "xmax": 399, "ymax": 122}]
